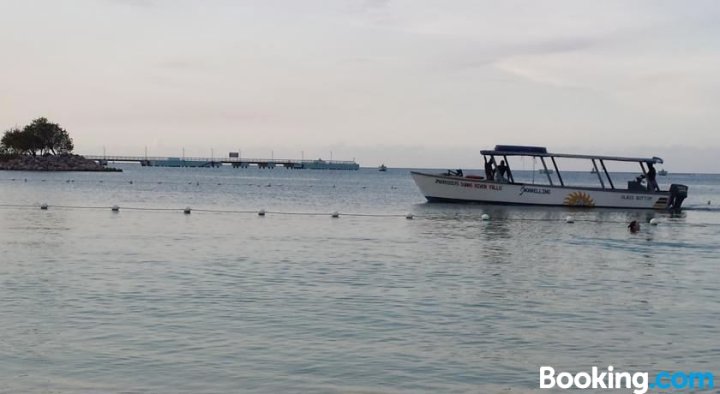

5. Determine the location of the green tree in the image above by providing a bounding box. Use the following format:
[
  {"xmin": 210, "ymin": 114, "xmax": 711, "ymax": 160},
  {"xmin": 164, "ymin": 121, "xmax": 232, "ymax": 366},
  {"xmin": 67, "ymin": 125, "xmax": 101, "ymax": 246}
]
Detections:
[
  {"xmin": 1, "ymin": 118, "xmax": 74, "ymax": 155},
  {"xmin": 1, "ymin": 127, "xmax": 39, "ymax": 155},
  {"xmin": 1, "ymin": 128, "xmax": 19, "ymax": 153},
  {"xmin": 24, "ymin": 117, "xmax": 74, "ymax": 155}
]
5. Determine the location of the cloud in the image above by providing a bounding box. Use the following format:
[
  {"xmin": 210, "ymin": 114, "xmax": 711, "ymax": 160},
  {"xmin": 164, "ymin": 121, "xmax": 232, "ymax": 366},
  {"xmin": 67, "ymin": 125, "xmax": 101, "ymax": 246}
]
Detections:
[
  {"xmin": 2, "ymin": 0, "xmax": 720, "ymax": 170},
  {"xmin": 363, "ymin": 0, "xmax": 391, "ymax": 8},
  {"xmin": 106, "ymin": 0, "xmax": 155, "ymax": 6}
]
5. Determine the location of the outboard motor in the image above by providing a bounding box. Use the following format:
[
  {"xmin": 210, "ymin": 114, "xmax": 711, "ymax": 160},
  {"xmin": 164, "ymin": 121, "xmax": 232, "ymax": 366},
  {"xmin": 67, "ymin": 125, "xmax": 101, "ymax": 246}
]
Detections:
[{"xmin": 667, "ymin": 184, "xmax": 688, "ymax": 213}]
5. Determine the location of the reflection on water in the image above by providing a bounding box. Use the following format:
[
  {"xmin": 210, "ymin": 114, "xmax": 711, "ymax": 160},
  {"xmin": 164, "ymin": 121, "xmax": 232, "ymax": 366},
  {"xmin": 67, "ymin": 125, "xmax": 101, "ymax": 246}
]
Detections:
[{"xmin": 0, "ymin": 167, "xmax": 719, "ymax": 392}]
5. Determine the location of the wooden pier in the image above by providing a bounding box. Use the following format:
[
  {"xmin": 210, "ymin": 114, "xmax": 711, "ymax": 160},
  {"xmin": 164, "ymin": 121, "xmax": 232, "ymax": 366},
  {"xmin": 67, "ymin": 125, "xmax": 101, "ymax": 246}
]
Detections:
[{"xmin": 84, "ymin": 155, "xmax": 360, "ymax": 170}]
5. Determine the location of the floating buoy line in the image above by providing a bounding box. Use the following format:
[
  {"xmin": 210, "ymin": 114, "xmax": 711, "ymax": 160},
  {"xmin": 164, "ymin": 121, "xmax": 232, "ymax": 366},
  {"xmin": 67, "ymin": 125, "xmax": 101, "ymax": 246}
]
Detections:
[{"xmin": 0, "ymin": 202, "xmax": 691, "ymax": 226}]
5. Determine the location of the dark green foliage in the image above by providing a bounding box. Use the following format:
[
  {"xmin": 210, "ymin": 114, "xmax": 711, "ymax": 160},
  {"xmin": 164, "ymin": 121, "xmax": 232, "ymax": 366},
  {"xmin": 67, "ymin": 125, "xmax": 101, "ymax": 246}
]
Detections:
[{"xmin": 1, "ymin": 117, "xmax": 74, "ymax": 155}]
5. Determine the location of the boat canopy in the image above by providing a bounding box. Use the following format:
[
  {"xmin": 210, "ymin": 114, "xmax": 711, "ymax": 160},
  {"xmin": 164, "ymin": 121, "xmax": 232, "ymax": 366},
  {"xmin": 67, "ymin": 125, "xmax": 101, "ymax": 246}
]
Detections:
[{"xmin": 481, "ymin": 145, "xmax": 663, "ymax": 164}]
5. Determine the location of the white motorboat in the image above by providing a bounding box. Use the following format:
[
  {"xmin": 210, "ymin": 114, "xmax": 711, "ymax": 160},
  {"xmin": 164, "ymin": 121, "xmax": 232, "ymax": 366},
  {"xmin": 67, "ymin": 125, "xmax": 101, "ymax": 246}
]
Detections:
[{"xmin": 411, "ymin": 145, "xmax": 688, "ymax": 211}]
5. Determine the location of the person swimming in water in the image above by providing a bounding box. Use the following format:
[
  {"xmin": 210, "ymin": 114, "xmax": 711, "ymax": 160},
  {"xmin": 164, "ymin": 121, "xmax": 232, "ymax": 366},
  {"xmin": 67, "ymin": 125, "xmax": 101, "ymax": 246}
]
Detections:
[{"xmin": 628, "ymin": 220, "xmax": 640, "ymax": 233}]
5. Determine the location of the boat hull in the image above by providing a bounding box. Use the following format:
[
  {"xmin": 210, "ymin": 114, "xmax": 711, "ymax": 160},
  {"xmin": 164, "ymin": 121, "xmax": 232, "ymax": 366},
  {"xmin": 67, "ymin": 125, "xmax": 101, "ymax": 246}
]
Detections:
[{"xmin": 411, "ymin": 172, "xmax": 671, "ymax": 210}]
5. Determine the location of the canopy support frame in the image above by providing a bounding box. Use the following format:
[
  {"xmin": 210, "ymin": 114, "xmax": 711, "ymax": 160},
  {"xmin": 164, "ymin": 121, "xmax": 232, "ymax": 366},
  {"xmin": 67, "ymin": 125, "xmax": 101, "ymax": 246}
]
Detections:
[
  {"xmin": 503, "ymin": 155, "xmax": 514, "ymax": 183},
  {"xmin": 551, "ymin": 157, "xmax": 564, "ymax": 186},
  {"xmin": 592, "ymin": 159, "xmax": 605, "ymax": 189},
  {"xmin": 539, "ymin": 157, "xmax": 554, "ymax": 186},
  {"xmin": 600, "ymin": 159, "xmax": 614, "ymax": 189}
]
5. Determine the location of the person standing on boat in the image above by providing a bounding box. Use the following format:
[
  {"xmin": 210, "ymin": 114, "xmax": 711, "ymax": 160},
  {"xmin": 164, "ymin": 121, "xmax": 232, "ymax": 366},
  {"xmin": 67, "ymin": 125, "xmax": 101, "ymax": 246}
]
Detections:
[
  {"xmin": 646, "ymin": 163, "xmax": 659, "ymax": 191},
  {"xmin": 496, "ymin": 160, "xmax": 509, "ymax": 183},
  {"xmin": 484, "ymin": 157, "xmax": 495, "ymax": 181}
]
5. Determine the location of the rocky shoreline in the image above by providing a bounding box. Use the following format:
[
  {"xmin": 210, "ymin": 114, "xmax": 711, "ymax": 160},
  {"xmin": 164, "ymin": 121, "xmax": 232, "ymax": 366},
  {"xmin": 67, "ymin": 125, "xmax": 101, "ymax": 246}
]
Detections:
[{"xmin": 0, "ymin": 154, "xmax": 121, "ymax": 172}]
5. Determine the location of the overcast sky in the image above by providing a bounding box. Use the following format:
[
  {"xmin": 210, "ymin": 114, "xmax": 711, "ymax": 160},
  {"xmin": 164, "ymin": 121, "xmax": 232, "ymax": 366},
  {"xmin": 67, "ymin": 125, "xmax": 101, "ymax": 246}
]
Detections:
[{"xmin": 1, "ymin": 0, "xmax": 718, "ymax": 171}]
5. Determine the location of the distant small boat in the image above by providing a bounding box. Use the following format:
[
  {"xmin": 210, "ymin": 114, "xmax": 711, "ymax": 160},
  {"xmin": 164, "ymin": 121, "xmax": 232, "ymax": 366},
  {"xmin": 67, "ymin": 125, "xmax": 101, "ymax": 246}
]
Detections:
[
  {"xmin": 658, "ymin": 169, "xmax": 668, "ymax": 176},
  {"xmin": 538, "ymin": 168, "xmax": 553, "ymax": 175},
  {"xmin": 378, "ymin": 164, "xmax": 387, "ymax": 172},
  {"xmin": 590, "ymin": 167, "xmax": 598, "ymax": 174}
]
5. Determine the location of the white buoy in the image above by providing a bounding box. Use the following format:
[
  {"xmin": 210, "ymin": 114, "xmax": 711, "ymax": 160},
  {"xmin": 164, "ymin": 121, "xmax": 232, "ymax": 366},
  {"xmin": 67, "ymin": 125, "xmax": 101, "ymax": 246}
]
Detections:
[
  {"xmin": 331, "ymin": 211, "xmax": 340, "ymax": 218},
  {"xmin": 481, "ymin": 213, "xmax": 490, "ymax": 221},
  {"xmin": 40, "ymin": 203, "xmax": 48, "ymax": 210},
  {"xmin": 183, "ymin": 207, "xmax": 192, "ymax": 214},
  {"xmin": 111, "ymin": 205, "xmax": 120, "ymax": 212},
  {"xmin": 649, "ymin": 218, "xmax": 659, "ymax": 225},
  {"xmin": 258, "ymin": 209, "xmax": 266, "ymax": 216},
  {"xmin": 406, "ymin": 213, "xmax": 414, "ymax": 220},
  {"xmin": 566, "ymin": 215, "xmax": 575, "ymax": 223}
]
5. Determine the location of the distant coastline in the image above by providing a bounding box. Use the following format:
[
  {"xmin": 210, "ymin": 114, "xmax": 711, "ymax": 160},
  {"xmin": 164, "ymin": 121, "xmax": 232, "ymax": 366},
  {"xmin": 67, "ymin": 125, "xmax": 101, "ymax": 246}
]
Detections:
[{"xmin": 0, "ymin": 153, "xmax": 121, "ymax": 172}]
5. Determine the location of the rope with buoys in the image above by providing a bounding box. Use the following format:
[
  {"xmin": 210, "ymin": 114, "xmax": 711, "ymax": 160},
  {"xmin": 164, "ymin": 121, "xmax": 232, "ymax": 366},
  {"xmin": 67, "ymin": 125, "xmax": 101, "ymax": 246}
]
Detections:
[{"xmin": 0, "ymin": 202, "xmax": 695, "ymax": 226}]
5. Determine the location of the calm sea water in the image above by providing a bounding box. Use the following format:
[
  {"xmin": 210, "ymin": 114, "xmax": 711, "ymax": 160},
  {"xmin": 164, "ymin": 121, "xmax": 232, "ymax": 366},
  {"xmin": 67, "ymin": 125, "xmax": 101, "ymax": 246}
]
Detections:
[{"xmin": 1, "ymin": 165, "xmax": 718, "ymax": 393}]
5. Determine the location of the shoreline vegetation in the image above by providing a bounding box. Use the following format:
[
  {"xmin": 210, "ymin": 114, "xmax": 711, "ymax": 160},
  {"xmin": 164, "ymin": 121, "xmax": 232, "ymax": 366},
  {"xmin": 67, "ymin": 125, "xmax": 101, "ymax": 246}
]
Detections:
[{"xmin": 1, "ymin": 117, "xmax": 120, "ymax": 172}]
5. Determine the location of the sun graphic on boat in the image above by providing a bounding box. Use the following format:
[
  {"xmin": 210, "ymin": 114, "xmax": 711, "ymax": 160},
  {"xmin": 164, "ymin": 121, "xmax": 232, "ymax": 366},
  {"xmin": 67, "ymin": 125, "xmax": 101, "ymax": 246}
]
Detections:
[{"xmin": 564, "ymin": 191, "xmax": 595, "ymax": 207}]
